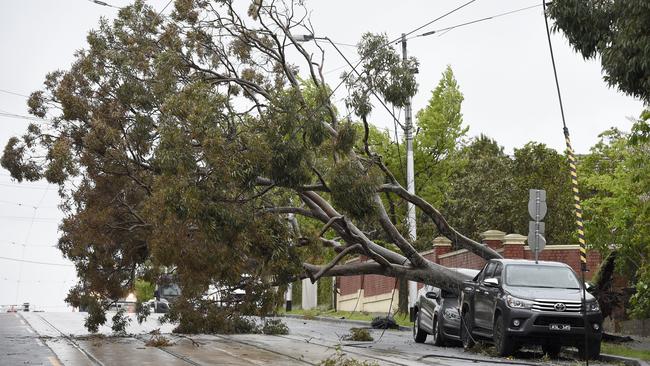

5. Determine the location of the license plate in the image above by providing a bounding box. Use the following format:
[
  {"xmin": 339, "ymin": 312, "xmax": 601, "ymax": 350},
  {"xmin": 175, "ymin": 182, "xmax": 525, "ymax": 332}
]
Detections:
[{"xmin": 549, "ymin": 323, "xmax": 571, "ymax": 331}]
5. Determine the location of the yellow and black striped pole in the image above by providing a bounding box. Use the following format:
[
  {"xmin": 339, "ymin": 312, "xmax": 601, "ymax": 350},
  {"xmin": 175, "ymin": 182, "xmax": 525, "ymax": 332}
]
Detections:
[
  {"xmin": 564, "ymin": 127, "xmax": 588, "ymax": 272},
  {"xmin": 544, "ymin": 2, "xmax": 591, "ymax": 363}
]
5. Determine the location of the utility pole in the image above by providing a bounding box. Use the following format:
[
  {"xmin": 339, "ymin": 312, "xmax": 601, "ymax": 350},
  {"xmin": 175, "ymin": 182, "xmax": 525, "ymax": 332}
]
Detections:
[{"xmin": 402, "ymin": 33, "xmax": 418, "ymax": 321}]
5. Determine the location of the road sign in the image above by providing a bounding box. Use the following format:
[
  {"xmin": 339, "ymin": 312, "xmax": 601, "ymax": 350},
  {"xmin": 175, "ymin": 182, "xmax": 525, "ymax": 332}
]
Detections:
[
  {"xmin": 528, "ymin": 221, "xmax": 546, "ymax": 253},
  {"xmin": 528, "ymin": 189, "xmax": 547, "ymax": 220},
  {"xmin": 527, "ymin": 230, "xmax": 546, "ymax": 253},
  {"xmin": 528, "ymin": 221, "xmax": 545, "ymax": 236}
]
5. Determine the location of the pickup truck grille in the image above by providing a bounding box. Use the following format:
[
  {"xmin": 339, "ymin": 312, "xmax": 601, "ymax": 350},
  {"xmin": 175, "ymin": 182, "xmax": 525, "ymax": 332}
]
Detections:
[{"xmin": 532, "ymin": 299, "xmax": 582, "ymax": 313}]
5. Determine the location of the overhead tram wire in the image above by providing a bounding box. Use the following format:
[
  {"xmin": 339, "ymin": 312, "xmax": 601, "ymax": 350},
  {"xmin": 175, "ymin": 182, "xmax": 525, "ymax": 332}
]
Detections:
[
  {"xmin": 314, "ymin": 0, "xmax": 481, "ymax": 136},
  {"xmin": 0, "ymin": 256, "xmax": 73, "ymax": 267},
  {"xmin": 400, "ymin": 0, "xmax": 478, "ymax": 40},
  {"xmin": 323, "ymin": 2, "xmax": 540, "ymax": 77},
  {"xmin": 317, "ymin": 0, "xmax": 479, "ymax": 102},
  {"xmin": 409, "ymin": 3, "xmax": 542, "ymax": 41},
  {"xmin": 0, "ymin": 111, "xmax": 52, "ymax": 124},
  {"xmin": 0, "ymin": 241, "xmax": 57, "ymax": 248},
  {"xmin": 0, "ymin": 89, "xmax": 30, "ymax": 98}
]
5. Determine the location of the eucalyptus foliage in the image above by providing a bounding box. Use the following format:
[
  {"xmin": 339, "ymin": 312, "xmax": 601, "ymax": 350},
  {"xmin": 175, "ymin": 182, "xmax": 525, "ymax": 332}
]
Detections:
[
  {"xmin": 2, "ymin": 0, "xmax": 499, "ymax": 332},
  {"xmin": 548, "ymin": 0, "xmax": 650, "ymax": 102}
]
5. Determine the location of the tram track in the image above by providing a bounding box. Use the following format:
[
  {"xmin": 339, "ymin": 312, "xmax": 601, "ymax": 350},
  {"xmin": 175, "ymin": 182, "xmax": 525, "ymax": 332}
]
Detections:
[{"xmin": 31, "ymin": 313, "xmax": 105, "ymax": 366}]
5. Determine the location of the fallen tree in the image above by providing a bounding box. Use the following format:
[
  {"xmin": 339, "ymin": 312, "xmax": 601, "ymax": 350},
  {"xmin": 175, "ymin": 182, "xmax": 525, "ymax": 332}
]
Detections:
[{"xmin": 2, "ymin": 0, "xmax": 500, "ymax": 331}]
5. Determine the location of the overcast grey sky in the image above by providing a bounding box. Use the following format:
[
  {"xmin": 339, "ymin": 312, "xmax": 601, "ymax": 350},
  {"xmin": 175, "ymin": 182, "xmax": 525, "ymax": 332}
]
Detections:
[{"xmin": 0, "ymin": 0, "xmax": 644, "ymax": 309}]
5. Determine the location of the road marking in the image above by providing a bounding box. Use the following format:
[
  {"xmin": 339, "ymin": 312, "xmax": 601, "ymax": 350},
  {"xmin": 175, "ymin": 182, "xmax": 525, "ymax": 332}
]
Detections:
[
  {"xmin": 35, "ymin": 338, "xmax": 44, "ymax": 346},
  {"xmin": 20, "ymin": 319, "xmax": 26, "ymax": 325},
  {"xmin": 25, "ymin": 327, "xmax": 34, "ymax": 334},
  {"xmin": 48, "ymin": 356, "xmax": 62, "ymax": 366}
]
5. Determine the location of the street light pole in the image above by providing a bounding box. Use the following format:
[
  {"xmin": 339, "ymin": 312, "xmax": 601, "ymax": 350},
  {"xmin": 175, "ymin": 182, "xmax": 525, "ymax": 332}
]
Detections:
[{"xmin": 401, "ymin": 33, "xmax": 418, "ymax": 321}]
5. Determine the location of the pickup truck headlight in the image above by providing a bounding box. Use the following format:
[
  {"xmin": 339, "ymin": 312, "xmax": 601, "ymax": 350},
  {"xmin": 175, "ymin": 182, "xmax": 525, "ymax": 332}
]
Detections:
[
  {"xmin": 443, "ymin": 307, "xmax": 460, "ymax": 321},
  {"xmin": 586, "ymin": 301, "xmax": 600, "ymax": 312},
  {"xmin": 506, "ymin": 295, "xmax": 534, "ymax": 309}
]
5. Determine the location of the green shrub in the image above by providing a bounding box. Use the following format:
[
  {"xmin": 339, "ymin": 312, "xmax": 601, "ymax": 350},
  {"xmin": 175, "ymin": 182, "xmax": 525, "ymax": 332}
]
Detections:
[
  {"xmin": 343, "ymin": 327, "xmax": 373, "ymax": 342},
  {"xmin": 262, "ymin": 319, "xmax": 289, "ymax": 335},
  {"xmin": 302, "ymin": 308, "xmax": 320, "ymax": 320},
  {"xmin": 111, "ymin": 308, "xmax": 131, "ymax": 335},
  {"xmin": 320, "ymin": 346, "xmax": 378, "ymax": 366}
]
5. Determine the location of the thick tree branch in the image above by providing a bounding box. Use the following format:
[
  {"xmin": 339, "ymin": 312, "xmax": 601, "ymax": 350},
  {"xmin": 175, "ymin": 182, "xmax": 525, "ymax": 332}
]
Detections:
[
  {"xmin": 380, "ymin": 184, "xmax": 503, "ymax": 260},
  {"xmin": 308, "ymin": 243, "xmax": 362, "ymax": 282},
  {"xmin": 301, "ymin": 191, "xmax": 408, "ymax": 265},
  {"xmin": 303, "ymin": 260, "xmax": 472, "ymax": 294}
]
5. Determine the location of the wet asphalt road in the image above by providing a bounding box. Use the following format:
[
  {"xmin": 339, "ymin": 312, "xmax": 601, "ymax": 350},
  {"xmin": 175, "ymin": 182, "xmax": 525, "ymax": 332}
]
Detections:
[
  {"xmin": 0, "ymin": 312, "xmax": 60, "ymax": 366},
  {"xmin": 0, "ymin": 312, "xmax": 623, "ymax": 366}
]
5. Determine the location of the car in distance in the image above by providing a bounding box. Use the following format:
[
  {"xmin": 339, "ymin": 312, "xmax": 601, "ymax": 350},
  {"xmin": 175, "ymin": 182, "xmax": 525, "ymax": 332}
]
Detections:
[
  {"xmin": 413, "ymin": 268, "xmax": 479, "ymax": 346},
  {"xmin": 459, "ymin": 259, "xmax": 602, "ymax": 359}
]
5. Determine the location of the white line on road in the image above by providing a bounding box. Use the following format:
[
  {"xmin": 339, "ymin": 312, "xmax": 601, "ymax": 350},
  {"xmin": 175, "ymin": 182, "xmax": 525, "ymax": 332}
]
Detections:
[
  {"xmin": 35, "ymin": 338, "xmax": 44, "ymax": 346},
  {"xmin": 25, "ymin": 327, "xmax": 34, "ymax": 334},
  {"xmin": 20, "ymin": 319, "xmax": 26, "ymax": 325}
]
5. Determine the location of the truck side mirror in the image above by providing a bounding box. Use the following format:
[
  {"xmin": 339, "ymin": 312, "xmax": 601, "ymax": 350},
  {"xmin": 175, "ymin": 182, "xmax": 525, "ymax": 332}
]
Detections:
[{"xmin": 482, "ymin": 278, "xmax": 499, "ymax": 288}]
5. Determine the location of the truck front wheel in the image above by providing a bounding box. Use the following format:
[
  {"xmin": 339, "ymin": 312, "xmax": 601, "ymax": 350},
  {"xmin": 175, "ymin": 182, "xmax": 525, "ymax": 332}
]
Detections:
[{"xmin": 493, "ymin": 314, "xmax": 515, "ymax": 356}]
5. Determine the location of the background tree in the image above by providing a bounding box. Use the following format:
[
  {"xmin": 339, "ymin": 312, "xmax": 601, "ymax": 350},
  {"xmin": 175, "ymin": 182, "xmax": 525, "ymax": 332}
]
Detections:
[
  {"xmin": 443, "ymin": 135, "xmax": 516, "ymax": 242},
  {"xmin": 412, "ymin": 66, "xmax": 468, "ymax": 248},
  {"xmin": 414, "ymin": 65, "xmax": 468, "ymax": 209},
  {"xmin": 1, "ymin": 0, "xmax": 500, "ymax": 332},
  {"xmin": 548, "ymin": 0, "xmax": 650, "ymax": 102},
  {"xmin": 580, "ymin": 112, "xmax": 650, "ymax": 317},
  {"xmin": 511, "ymin": 142, "xmax": 575, "ymax": 244}
]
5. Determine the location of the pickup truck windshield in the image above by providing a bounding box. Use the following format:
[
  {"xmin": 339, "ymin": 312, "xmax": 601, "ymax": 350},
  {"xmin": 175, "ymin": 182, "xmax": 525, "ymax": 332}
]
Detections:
[{"xmin": 505, "ymin": 265, "xmax": 580, "ymax": 289}]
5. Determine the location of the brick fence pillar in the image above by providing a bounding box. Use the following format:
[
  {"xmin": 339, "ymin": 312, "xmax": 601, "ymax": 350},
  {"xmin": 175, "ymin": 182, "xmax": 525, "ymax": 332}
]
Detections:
[
  {"xmin": 503, "ymin": 234, "xmax": 526, "ymax": 259},
  {"xmin": 432, "ymin": 236, "xmax": 452, "ymax": 263},
  {"xmin": 480, "ymin": 230, "xmax": 506, "ymax": 250}
]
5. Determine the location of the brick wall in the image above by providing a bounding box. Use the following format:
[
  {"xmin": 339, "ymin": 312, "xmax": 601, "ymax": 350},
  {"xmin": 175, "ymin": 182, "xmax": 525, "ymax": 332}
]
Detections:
[
  {"xmin": 363, "ymin": 274, "xmax": 397, "ymax": 297},
  {"xmin": 439, "ymin": 250, "xmax": 487, "ymax": 270},
  {"xmin": 524, "ymin": 246, "xmax": 602, "ymax": 280},
  {"xmin": 338, "ymin": 258, "xmax": 363, "ymax": 296}
]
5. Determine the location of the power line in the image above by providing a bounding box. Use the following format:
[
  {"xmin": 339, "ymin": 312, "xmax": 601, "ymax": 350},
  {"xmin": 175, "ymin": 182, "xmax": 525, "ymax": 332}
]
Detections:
[
  {"xmin": 319, "ymin": 0, "xmax": 479, "ymax": 124},
  {"xmin": 324, "ymin": 3, "xmax": 539, "ymax": 76},
  {"xmin": 2, "ymin": 278, "xmax": 73, "ymax": 283},
  {"xmin": 0, "ymin": 256, "xmax": 73, "ymax": 267},
  {"xmin": 0, "ymin": 182, "xmax": 55, "ymax": 190},
  {"xmin": 0, "ymin": 215, "xmax": 59, "ymax": 222},
  {"xmin": 158, "ymin": 0, "xmax": 174, "ymax": 18},
  {"xmin": 0, "ymin": 241, "xmax": 57, "ymax": 248},
  {"xmin": 0, "ymin": 199, "xmax": 57, "ymax": 209},
  {"xmin": 401, "ymin": 0, "xmax": 478, "ymax": 40},
  {"xmin": 0, "ymin": 89, "xmax": 30, "ymax": 98},
  {"xmin": 0, "ymin": 111, "xmax": 52, "ymax": 124},
  {"xmin": 412, "ymin": 3, "xmax": 542, "ymax": 40}
]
